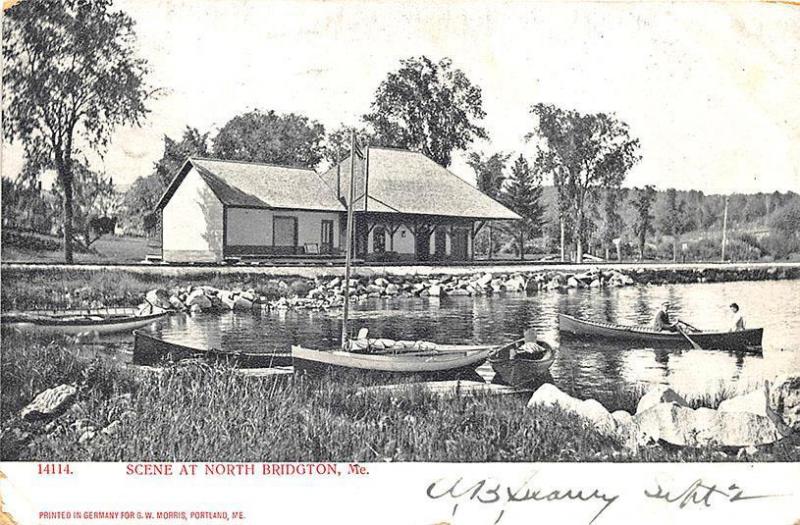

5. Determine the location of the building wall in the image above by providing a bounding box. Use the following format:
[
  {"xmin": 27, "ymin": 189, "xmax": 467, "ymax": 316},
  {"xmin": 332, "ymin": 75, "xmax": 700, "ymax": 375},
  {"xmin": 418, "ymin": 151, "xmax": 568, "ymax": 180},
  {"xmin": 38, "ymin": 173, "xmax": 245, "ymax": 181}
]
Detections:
[
  {"xmin": 365, "ymin": 221, "xmax": 473, "ymax": 259},
  {"xmin": 225, "ymin": 208, "xmax": 342, "ymax": 253},
  {"xmin": 162, "ymin": 168, "xmax": 224, "ymax": 262}
]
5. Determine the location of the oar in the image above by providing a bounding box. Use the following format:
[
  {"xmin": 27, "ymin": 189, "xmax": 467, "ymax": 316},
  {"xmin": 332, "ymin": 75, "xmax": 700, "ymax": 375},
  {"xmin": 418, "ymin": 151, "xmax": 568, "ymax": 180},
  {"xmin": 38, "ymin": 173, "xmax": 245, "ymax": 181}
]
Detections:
[{"xmin": 676, "ymin": 324, "xmax": 703, "ymax": 350}]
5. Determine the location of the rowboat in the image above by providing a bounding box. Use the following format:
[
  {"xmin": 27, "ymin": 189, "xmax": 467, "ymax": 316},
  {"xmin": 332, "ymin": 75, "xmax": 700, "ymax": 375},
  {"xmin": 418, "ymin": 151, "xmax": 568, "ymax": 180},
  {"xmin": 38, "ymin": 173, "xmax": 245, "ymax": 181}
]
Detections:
[
  {"xmin": 132, "ymin": 330, "xmax": 293, "ymax": 368},
  {"xmin": 1, "ymin": 308, "xmax": 168, "ymax": 335},
  {"xmin": 291, "ymin": 343, "xmax": 494, "ymax": 378},
  {"xmin": 558, "ymin": 313, "xmax": 763, "ymax": 351},
  {"xmin": 489, "ymin": 339, "xmax": 555, "ymax": 387}
]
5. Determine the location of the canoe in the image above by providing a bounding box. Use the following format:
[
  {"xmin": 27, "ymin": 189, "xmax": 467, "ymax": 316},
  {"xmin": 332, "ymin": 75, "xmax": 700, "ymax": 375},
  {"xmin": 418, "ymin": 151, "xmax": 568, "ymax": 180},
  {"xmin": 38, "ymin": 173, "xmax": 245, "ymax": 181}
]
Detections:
[
  {"xmin": 1, "ymin": 308, "xmax": 168, "ymax": 335},
  {"xmin": 132, "ymin": 330, "xmax": 293, "ymax": 368},
  {"xmin": 489, "ymin": 339, "xmax": 555, "ymax": 387},
  {"xmin": 291, "ymin": 343, "xmax": 494, "ymax": 378},
  {"xmin": 558, "ymin": 313, "xmax": 763, "ymax": 351}
]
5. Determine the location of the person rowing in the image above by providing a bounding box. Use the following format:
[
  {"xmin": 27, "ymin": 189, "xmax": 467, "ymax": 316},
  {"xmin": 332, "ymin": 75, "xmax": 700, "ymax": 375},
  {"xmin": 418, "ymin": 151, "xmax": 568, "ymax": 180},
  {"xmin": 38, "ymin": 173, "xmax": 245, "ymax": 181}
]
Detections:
[{"xmin": 652, "ymin": 301, "xmax": 681, "ymax": 332}]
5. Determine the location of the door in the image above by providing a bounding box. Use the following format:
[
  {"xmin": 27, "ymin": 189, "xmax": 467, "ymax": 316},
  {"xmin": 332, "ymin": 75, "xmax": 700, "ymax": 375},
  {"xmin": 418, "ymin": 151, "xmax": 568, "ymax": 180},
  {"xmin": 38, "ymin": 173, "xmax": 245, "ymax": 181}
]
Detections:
[
  {"xmin": 434, "ymin": 227, "xmax": 447, "ymax": 259},
  {"xmin": 415, "ymin": 229, "xmax": 431, "ymax": 261},
  {"xmin": 273, "ymin": 216, "xmax": 298, "ymax": 254},
  {"xmin": 320, "ymin": 220, "xmax": 334, "ymax": 254},
  {"xmin": 451, "ymin": 229, "xmax": 468, "ymax": 260}
]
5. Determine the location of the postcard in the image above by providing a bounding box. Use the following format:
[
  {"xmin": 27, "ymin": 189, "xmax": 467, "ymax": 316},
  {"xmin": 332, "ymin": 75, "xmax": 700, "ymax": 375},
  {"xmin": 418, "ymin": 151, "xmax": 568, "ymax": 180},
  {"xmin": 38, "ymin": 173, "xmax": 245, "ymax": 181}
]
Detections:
[{"xmin": 1, "ymin": 0, "xmax": 798, "ymax": 523}]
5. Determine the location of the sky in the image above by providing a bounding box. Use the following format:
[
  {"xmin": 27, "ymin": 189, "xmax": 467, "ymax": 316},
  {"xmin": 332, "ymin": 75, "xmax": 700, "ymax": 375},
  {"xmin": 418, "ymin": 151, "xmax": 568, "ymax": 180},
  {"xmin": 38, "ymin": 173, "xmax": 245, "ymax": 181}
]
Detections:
[{"xmin": 2, "ymin": 0, "xmax": 799, "ymax": 194}]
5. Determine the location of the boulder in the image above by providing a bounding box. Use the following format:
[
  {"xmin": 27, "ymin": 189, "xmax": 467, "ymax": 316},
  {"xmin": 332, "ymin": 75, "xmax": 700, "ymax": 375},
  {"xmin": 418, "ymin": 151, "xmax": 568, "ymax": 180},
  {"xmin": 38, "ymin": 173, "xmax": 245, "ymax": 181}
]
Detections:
[
  {"xmin": 385, "ymin": 283, "xmax": 400, "ymax": 295},
  {"xmin": 240, "ymin": 290, "xmax": 257, "ymax": 303},
  {"xmin": 505, "ymin": 275, "xmax": 526, "ymax": 292},
  {"xmin": 638, "ymin": 403, "xmax": 787, "ymax": 447},
  {"xmin": 635, "ymin": 385, "xmax": 689, "ymax": 415},
  {"xmin": 231, "ymin": 296, "xmax": 253, "ymax": 311},
  {"xmin": 718, "ymin": 386, "xmax": 771, "ymax": 419},
  {"xmin": 566, "ymin": 276, "xmax": 583, "ymax": 289},
  {"xmin": 21, "ymin": 384, "xmax": 77, "ymax": 422},
  {"xmin": 527, "ymin": 384, "xmax": 617, "ymax": 437},
  {"xmin": 374, "ymin": 277, "xmax": 389, "ymax": 287},
  {"xmin": 447, "ymin": 288, "xmax": 469, "ymax": 296},
  {"xmin": 490, "ymin": 279, "xmax": 505, "ymax": 293},
  {"xmin": 768, "ymin": 374, "xmax": 800, "ymax": 431},
  {"xmin": 168, "ymin": 295, "xmax": 185, "ymax": 310},
  {"xmin": 428, "ymin": 284, "xmax": 442, "ymax": 297},
  {"xmin": 476, "ymin": 273, "xmax": 493, "ymax": 288},
  {"xmin": 145, "ymin": 289, "xmax": 171, "ymax": 309},
  {"xmin": 589, "ymin": 279, "xmax": 601, "ymax": 288},
  {"xmin": 185, "ymin": 290, "xmax": 212, "ymax": 309},
  {"xmin": 326, "ymin": 277, "xmax": 341, "ymax": 289},
  {"xmin": 189, "ymin": 304, "xmax": 203, "ymax": 314}
]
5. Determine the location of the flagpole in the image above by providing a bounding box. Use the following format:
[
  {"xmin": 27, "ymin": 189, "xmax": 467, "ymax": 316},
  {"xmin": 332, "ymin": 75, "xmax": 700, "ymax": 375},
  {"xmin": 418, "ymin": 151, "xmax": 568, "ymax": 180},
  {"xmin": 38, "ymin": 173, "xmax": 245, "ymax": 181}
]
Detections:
[{"xmin": 341, "ymin": 131, "xmax": 357, "ymax": 349}]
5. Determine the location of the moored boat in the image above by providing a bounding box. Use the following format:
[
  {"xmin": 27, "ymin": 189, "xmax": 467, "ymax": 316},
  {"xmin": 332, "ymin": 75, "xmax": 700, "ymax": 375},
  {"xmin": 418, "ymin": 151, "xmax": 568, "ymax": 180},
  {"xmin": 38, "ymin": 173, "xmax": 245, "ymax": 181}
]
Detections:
[
  {"xmin": 558, "ymin": 313, "xmax": 763, "ymax": 351},
  {"xmin": 1, "ymin": 308, "xmax": 168, "ymax": 335},
  {"xmin": 291, "ymin": 343, "xmax": 494, "ymax": 378},
  {"xmin": 489, "ymin": 339, "xmax": 555, "ymax": 387},
  {"xmin": 133, "ymin": 330, "xmax": 293, "ymax": 368}
]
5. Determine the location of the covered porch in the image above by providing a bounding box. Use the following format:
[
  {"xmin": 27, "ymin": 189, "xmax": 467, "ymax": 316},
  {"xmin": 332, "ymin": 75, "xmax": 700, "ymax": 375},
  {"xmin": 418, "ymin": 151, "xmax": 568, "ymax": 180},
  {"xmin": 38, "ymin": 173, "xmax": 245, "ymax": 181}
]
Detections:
[{"xmin": 351, "ymin": 212, "xmax": 490, "ymax": 262}]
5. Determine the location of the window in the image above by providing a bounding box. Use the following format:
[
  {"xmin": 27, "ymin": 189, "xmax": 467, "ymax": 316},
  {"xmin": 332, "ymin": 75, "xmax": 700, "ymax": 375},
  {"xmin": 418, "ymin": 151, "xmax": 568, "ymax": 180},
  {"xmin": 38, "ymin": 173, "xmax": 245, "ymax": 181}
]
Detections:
[{"xmin": 373, "ymin": 226, "xmax": 386, "ymax": 253}]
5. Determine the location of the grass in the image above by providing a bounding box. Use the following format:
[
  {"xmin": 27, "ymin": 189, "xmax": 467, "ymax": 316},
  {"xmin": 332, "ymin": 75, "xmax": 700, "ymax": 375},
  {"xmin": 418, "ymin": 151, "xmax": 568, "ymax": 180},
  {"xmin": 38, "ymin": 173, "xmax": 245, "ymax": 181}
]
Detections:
[
  {"xmin": 1, "ymin": 331, "xmax": 798, "ymax": 462},
  {"xmin": 1, "ymin": 234, "xmax": 148, "ymax": 264}
]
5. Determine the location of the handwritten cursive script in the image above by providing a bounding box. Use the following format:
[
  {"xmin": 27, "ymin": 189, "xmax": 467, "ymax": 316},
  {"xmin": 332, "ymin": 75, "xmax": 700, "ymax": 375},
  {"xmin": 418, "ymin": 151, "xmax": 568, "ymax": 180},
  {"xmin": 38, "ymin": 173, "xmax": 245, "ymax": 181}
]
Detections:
[
  {"xmin": 426, "ymin": 474, "xmax": 619, "ymax": 525},
  {"xmin": 644, "ymin": 479, "xmax": 778, "ymax": 509}
]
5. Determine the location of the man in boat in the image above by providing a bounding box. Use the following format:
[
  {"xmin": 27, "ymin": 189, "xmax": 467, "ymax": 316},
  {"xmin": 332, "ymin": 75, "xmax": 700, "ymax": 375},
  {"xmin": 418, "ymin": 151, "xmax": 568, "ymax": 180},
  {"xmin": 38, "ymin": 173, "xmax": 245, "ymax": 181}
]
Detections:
[
  {"xmin": 652, "ymin": 301, "xmax": 680, "ymax": 332},
  {"xmin": 729, "ymin": 303, "xmax": 745, "ymax": 332}
]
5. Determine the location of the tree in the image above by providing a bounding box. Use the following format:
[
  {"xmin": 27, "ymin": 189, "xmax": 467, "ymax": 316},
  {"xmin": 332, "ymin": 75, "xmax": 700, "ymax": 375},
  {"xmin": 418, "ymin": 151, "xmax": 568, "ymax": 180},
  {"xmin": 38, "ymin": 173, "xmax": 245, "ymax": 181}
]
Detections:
[
  {"xmin": 52, "ymin": 162, "xmax": 116, "ymax": 248},
  {"xmin": 121, "ymin": 127, "xmax": 209, "ymax": 234},
  {"xmin": 3, "ymin": 0, "xmax": 153, "ymax": 263},
  {"xmin": 212, "ymin": 110, "xmax": 325, "ymax": 168},
  {"xmin": 770, "ymin": 200, "xmax": 800, "ymax": 239},
  {"xmin": 657, "ymin": 188, "xmax": 695, "ymax": 261},
  {"xmin": 501, "ymin": 155, "xmax": 545, "ymax": 259},
  {"xmin": 363, "ymin": 56, "xmax": 487, "ymax": 167},
  {"xmin": 322, "ymin": 124, "xmax": 373, "ymax": 167},
  {"xmin": 630, "ymin": 185, "xmax": 657, "ymax": 260},
  {"xmin": 468, "ymin": 151, "xmax": 510, "ymax": 258},
  {"xmin": 600, "ymin": 188, "xmax": 627, "ymax": 261},
  {"xmin": 528, "ymin": 104, "xmax": 640, "ymax": 263}
]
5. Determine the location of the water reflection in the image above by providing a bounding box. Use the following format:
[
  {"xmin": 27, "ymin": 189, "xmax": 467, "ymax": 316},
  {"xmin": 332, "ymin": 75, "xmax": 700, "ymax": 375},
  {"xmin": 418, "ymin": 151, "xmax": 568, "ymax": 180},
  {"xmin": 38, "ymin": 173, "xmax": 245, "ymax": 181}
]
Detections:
[{"xmin": 147, "ymin": 280, "xmax": 800, "ymax": 400}]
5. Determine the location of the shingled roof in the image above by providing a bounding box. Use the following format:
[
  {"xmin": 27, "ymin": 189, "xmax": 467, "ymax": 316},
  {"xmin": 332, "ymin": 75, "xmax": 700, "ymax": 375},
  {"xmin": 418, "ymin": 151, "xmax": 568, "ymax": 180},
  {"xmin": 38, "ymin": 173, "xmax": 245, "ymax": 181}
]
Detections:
[
  {"xmin": 320, "ymin": 147, "xmax": 521, "ymax": 220},
  {"xmin": 155, "ymin": 158, "xmax": 346, "ymax": 212}
]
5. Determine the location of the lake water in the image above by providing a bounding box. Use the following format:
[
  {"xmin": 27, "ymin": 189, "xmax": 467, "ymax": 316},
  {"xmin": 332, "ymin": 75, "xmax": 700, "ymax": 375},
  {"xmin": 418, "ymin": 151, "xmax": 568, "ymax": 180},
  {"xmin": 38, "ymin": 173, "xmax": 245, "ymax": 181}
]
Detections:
[{"xmin": 144, "ymin": 279, "xmax": 800, "ymax": 400}]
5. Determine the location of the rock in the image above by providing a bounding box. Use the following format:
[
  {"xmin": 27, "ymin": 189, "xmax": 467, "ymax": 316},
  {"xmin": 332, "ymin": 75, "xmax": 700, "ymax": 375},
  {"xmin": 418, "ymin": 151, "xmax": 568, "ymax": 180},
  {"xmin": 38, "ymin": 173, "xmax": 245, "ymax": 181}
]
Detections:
[
  {"xmin": 326, "ymin": 277, "xmax": 341, "ymax": 289},
  {"xmin": 365, "ymin": 284, "xmax": 383, "ymax": 294},
  {"xmin": 385, "ymin": 283, "xmax": 400, "ymax": 295},
  {"xmin": 447, "ymin": 288, "xmax": 469, "ymax": 296},
  {"xmin": 505, "ymin": 275, "xmax": 526, "ymax": 292},
  {"xmin": 589, "ymin": 279, "xmax": 601, "ymax": 288},
  {"xmin": 612, "ymin": 410, "xmax": 634, "ymax": 427},
  {"xmin": 476, "ymin": 273, "xmax": 493, "ymax": 288},
  {"xmin": 428, "ymin": 284, "xmax": 442, "ymax": 297},
  {"xmin": 78, "ymin": 430, "xmax": 96, "ymax": 445},
  {"xmin": 145, "ymin": 289, "xmax": 171, "ymax": 309},
  {"xmin": 21, "ymin": 384, "xmax": 77, "ymax": 422},
  {"xmin": 635, "ymin": 403, "xmax": 786, "ymax": 447},
  {"xmin": 635, "ymin": 385, "xmax": 689, "ymax": 415},
  {"xmin": 220, "ymin": 292, "xmax": 237, "ymax": 310},
  {"xmin": 490, "ymin": 279, "xmax": 505, "ymax": 293},
  {"xmin": 374, "ymin": 277, "xmax": 389, "ymax": 287},
  {"xmin": 240, "ymin": 290, "xmax": 257, "ymax": 302},
  {"xmin": 190, "ymin": 304, "xmax": 203, "ymax": 313},
  {"xmin": 768, "ymin": 374, "xmax": 800, "ymax": 431},
  {"xmin": 168, "ymin": 295, "xmax": 185, "ymax": 310},
  {"xmin": 527, "ymin": 384, "xmax": 617, "ymax": 437},
  {"xmin": 718, "ymin": 386, "xmax": 771, "ymax": 419},
  {"xmin": 185, "ymin": 290, "xmax": 212, "ymax": 309},
  {"xmin": 566, "ymin": 276, "xmax": 583, "ymax": 288},
  {"xmin": 101, "ymin": 420, "xmax": 121, "ymax": 437},
  {"xmin": 231, "ymin": 296, "xmax": 253, "ymax": 311}
]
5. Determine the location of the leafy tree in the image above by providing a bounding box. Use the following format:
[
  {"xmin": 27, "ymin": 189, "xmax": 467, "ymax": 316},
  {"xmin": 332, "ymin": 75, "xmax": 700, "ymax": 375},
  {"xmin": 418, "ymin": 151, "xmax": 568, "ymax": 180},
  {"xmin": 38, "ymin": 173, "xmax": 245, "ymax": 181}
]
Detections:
[
  {"xmin": 52, "ymin": 162, "xmax": 115, "ymax": 248},
  {"xmin": 656, "ymin": 188, "xmax": 695, "ymax": 261},
  {"xmin": 120, "ymin": 127, "xmax": 209, "ymax": 234},
  {"xmin": 528, "ymin": 104, "xmax": 640, "ymax": 263},
  {"xmin": 468, "ymin": 151, "xmax": 510, "ymax": 258},
  {"xmin": 322, "ymin": 124, "xmax": 373, "ymax": 167},
  {"xmin": 3, "ymin": 0, "xmax": 153, "ymax": 262},
  {"xmin": 770, "ymin": 200, "xmax": 800, "ymax": 239},
  {"xmin": 630, "ymin": 185, "xmax": 657, "ymax": 260},
  {"xmin": 501, "ymin": 155, "xmax": 545, "ymax": 259},
  {"xmin": 212, "ymin": 110, "xmax": 325, "ymax": 168},
  {"xmin": 363, "ymin": 56, "xmax": 487, "ymax": 167},
  {"xmin": 600, "ymin": 188, "xmax": 627, "ymax": 260}
]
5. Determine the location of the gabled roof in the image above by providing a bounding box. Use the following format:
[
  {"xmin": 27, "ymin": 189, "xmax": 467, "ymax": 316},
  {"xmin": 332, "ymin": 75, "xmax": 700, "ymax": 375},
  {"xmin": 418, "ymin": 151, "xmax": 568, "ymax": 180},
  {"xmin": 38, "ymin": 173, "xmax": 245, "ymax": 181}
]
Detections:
[
  {"xmin": 320, "ymin": 147, "xmax": 521, "ymax": 220},
  {"xmin": 155, "ymin": 157, "xmax": 346, "ymax": 212}
]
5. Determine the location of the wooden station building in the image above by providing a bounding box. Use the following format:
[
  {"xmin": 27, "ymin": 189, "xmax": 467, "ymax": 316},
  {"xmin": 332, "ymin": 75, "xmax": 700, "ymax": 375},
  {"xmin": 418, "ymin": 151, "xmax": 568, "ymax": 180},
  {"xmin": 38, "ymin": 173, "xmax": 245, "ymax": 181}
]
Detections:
[{"xmin": 148, "ymin": 147, "xmax": 519, "ymax": 263}]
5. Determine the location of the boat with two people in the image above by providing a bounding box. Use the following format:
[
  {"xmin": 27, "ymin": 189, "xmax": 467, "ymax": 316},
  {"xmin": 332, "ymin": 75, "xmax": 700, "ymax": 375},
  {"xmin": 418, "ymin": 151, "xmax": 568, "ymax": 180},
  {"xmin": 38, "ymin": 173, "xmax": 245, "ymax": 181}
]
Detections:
[{"xmin": 558, "ymin": 313, "xmax": 763, "ymax": 351}]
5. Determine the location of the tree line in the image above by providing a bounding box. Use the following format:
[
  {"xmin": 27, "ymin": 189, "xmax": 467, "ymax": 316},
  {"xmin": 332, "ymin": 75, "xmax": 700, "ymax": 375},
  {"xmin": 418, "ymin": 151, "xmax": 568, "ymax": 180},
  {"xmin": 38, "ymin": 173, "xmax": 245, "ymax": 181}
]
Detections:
[{"xmin": 3, "ymin": 0, "xmax": 798, "ymax": 262}]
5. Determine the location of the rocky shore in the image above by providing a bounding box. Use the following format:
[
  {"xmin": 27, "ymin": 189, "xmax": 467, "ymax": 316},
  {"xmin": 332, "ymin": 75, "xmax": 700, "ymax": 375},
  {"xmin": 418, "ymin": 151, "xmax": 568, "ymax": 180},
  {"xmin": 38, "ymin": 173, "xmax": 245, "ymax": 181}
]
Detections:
[{"xmin": 138, "ymin": 265, "xmax": 800, "ymax": 314}]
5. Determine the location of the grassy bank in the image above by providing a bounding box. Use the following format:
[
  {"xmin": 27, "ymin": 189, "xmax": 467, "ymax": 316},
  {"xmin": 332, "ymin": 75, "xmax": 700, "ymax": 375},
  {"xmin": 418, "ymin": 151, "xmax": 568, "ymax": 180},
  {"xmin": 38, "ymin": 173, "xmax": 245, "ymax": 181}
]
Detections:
[{"xmin": 2, "ymin": 332, "xmax": 798, "ymax": 462}]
